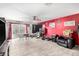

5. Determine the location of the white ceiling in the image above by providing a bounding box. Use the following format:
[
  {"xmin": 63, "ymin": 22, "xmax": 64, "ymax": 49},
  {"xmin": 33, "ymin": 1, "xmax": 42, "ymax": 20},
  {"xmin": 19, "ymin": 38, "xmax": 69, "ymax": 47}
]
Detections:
[{"xmin": 0, "ymin": 3, "xmax": 79, "ymax": 23}]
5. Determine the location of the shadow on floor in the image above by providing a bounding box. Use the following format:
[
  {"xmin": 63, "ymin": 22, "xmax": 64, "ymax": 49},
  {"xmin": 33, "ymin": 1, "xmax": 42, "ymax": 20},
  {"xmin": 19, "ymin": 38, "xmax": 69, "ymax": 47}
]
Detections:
[{"xmin": 72, "ymin": 45, "xmax": 79, "ymax": 51}]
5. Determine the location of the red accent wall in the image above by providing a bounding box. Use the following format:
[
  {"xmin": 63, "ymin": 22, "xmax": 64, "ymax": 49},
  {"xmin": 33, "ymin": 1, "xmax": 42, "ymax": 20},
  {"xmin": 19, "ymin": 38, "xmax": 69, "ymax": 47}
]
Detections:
[{"xmin": 43, "ymin": 14, "xmax": 79, "ymax": 45}]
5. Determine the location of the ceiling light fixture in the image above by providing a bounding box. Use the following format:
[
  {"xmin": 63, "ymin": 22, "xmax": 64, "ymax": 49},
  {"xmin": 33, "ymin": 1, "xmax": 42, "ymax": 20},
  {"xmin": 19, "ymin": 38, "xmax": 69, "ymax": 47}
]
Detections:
[{"xmin": 44, "ymin": 3, "xmax": 53, "ymax": 6}]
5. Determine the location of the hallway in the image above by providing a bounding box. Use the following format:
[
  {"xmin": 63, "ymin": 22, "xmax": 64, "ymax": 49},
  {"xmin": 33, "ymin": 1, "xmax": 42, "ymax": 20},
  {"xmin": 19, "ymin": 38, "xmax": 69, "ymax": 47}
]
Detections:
[{"xmin": 9, "ymin": 37, "xmax": 79, "ymax": 56}]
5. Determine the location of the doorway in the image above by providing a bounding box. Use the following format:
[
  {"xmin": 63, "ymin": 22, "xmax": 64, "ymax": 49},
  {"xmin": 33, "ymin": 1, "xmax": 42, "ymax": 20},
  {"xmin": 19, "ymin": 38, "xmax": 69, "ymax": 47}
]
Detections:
[{"xmin": 77, "ymin": 24, "xmax": 79, "ymax": 34}]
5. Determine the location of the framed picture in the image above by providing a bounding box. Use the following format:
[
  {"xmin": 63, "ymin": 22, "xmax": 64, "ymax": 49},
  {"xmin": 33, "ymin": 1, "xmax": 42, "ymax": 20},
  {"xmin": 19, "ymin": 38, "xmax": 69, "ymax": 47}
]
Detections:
[
  {"xmin": 49, "ymin": 23, "xmax": 55, "ymax": 28},
  {"xmin": 64, "ymin": 20, "xmax": 75, "ymax": 26},
  {"xmin": 57, "ymin": 20, "xmax": 61, "ymax": 24}
]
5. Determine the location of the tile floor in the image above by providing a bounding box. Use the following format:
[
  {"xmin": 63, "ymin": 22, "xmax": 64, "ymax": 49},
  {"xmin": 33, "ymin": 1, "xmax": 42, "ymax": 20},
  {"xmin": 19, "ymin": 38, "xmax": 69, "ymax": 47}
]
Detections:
[{"xmin": 9, "ymin": 37, "xmax": 79, "ymax": 56}]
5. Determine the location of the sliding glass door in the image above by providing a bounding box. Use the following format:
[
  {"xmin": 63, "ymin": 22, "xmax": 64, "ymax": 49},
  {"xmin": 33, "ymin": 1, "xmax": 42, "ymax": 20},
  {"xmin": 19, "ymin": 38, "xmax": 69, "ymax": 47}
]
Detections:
[{"xmin": 12, "ymin": 24, "xmax": 26, "ymax": 39}]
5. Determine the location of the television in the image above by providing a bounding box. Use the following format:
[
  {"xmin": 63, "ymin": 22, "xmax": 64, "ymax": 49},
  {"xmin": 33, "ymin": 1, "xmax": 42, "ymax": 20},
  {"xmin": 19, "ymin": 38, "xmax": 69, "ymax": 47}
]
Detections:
[{"xmin": 0, "ymin": 18, "xmax": 6, "ymax": 46}]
